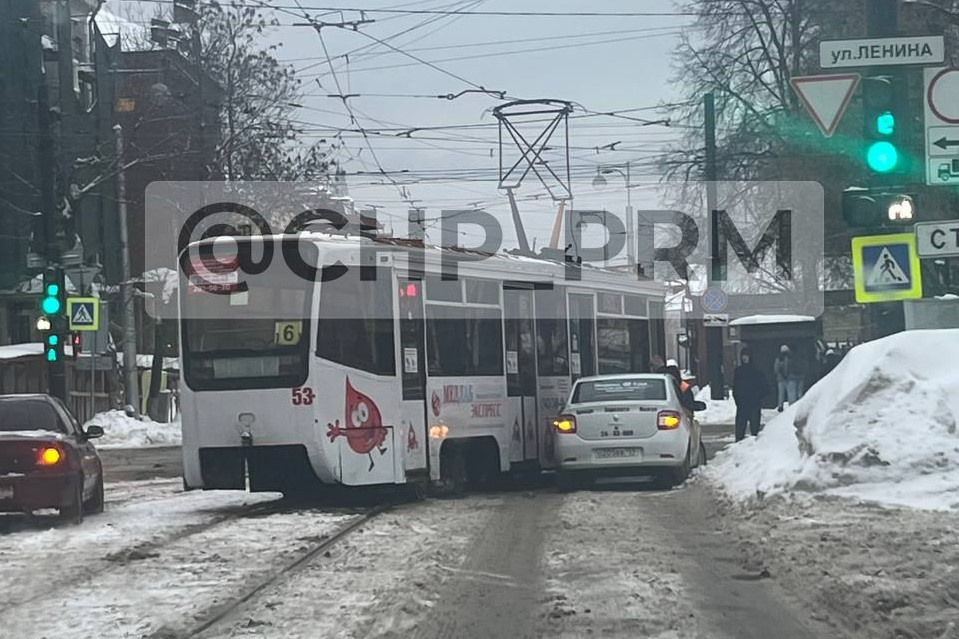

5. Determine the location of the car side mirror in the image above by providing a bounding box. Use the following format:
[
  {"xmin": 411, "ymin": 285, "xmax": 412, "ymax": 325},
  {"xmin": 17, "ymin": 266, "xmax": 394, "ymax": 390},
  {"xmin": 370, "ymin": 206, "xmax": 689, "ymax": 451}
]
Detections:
[
  {"xmin": 85, "ymin": 424, "xmax": 105, "ymax": 439},
  {"xmin": 692, "ymin": 401, "xmax": 707, "ymax": 412}
]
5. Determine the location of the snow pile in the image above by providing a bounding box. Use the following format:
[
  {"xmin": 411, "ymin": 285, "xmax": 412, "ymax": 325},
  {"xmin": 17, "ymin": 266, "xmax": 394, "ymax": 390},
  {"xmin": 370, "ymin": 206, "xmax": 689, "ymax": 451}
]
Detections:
[
  {"xmin": 695, "ymin": 385, "xmax": 737, "ymax": 424},
  {"xmin": 85, "ymin": 410, "xmax": 181, "ymax": 448},
  {"xmin": 694, "ymin": 385, "xmax": 779, "ymax": 424},
  {"xmin": 708, "ymin": 329, "xmax": 959, "ymax": 510},
  {"xmin": 729, "ymin": 314, "xmax": 815, "ymax": 326}
]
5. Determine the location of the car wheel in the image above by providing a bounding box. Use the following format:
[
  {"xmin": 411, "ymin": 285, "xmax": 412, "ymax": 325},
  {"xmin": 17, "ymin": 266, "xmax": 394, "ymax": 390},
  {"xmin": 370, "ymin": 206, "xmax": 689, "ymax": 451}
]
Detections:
[
  {"xmin": 60, "ymin": 477, "xmax": 84, "ymax": 525},
  {"xmin": 435, "ymin": 446, "xmax": 467, "ymax": 497},
  {"xmin": 664, "ymin": 447, "xmax": 692, "ymax": 488},
  {"xmin": 556, "ymin": 471, "xmax": 578, "ymax": 493},
  {"xmin": 84, "ymin": 473, "xmax": 105, "ymax": 515}
]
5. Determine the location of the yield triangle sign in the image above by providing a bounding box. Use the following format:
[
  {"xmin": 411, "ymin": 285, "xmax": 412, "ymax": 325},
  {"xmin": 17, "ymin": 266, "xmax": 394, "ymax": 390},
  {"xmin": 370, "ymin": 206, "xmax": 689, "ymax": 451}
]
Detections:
[
  {"xmin": 790, "ymin": 73, "xmax": 860, "ymax": 137},
  {"xmin": 867, "ymin": 247, "xmax": 909, "ymax": 287}
]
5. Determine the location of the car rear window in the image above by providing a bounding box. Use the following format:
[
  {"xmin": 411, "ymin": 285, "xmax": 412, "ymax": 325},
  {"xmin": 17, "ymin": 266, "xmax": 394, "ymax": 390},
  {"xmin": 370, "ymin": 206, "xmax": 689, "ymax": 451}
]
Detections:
[
  {"xmin": 0, "ymin": 400, "xmax": 65, "ymax": 433},
  {"xmin": 572, "ymin": 378, "xmax": 668, "ymax": 403}
]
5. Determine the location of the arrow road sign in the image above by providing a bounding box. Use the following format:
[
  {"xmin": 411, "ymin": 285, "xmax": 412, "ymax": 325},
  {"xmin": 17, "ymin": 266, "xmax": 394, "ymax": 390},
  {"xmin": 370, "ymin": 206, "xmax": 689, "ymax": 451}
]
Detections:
[
  {"xmin": 924, "ymin": 67, "xmax": 959, "ymax": 185},
  {"xmin": 933, "ymin": 136, "xmax": 959, "ymax": 151},
  {"xmin": 851, "ymin": 233, "xmax": 922, "ymax": 304},
  {"xmin": 790, "ymin": 73, "xmax": 860, "ymax": 138}
]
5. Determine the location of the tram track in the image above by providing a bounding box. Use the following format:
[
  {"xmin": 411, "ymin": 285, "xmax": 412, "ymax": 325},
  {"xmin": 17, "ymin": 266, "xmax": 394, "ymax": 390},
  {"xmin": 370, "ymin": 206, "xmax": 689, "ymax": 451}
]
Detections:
[
  {"xmin": 148, "ymin": 504, "xmax": 390, "ymax": 639},
  {"xmin": 0, "ymin": 498, "xmax": 287, "ymax": 614}
]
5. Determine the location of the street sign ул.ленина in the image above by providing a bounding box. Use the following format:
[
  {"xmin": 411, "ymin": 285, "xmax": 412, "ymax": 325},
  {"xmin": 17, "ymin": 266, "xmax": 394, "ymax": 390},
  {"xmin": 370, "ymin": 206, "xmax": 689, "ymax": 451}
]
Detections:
[
  {"xmin": 820, "ymin": 35, "xmax": 944, "ymax": 69},
  {"xmin": 851, "ymin": 233, "xmax": 923, "ymax": 304},
  {"xmin": 924, "ymin": 67, "xmax": 959, "ymax": 186},
  {"xmin": 790, "ymin": 74, "xmax": 860, "ymax": 138},
  {"xmin": 915, "ymin": 220, "xmax": 959, "ymax": 258}
]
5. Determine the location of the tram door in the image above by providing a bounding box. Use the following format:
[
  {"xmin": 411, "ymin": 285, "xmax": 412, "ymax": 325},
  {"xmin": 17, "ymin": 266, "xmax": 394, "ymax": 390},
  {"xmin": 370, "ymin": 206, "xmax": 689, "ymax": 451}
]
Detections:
[
  {"xmin": 398, "ymin": 277, "xmax": 429, "ymax": 478},
  {"xmin": 569, "ymin": 294, "xmax": 597, "ymax": 381},
  {"xmin": 504, "ymin": 286, "xmax": 538, "ymax": 464}
]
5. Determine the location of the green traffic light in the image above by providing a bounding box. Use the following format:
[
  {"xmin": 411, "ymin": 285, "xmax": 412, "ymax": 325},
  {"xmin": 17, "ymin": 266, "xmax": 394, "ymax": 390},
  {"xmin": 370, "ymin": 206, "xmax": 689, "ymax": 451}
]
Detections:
[
  {"xmin": 46, "ymin": 348, "xmax": 57, "ymax": 362},
  {"xmin": 867, "ymin": 141, "xmax": 899, "ymax": 173},
  {"xmin": 47, "ymin": 334, "xmax": 59, "ymax": 346},
  {"xmin": 41, "ymin": 296, "xmax": 61, "ymax": 315},
  {"xmin": 876, "ymin": 111, "xmax": 895, "ymax": 136}
]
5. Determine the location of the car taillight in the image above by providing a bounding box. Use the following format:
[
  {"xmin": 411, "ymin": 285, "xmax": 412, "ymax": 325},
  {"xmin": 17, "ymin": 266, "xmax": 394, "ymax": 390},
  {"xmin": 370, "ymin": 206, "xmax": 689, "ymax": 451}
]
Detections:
[
  {"xmin": 657, "ymin": 410, "xmax": 681, "ymax": 430},
  {"xmin": 37, "ymin": 446, "xmax": 63, "ymax": 466},
  {"xmin": 553, "ymin": 415, "xmax": 577, "ymax": 434}
]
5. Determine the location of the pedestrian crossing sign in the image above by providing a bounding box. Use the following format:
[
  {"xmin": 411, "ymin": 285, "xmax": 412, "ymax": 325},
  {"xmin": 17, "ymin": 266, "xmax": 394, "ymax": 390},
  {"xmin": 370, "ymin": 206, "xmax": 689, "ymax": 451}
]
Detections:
[
  {"xmin": 67, "ymin": 297, "xmax": 99, "ymax": 331},
  {"xmin": 851, "ymin": 233, "xmax": 923, "ymax": 303}
]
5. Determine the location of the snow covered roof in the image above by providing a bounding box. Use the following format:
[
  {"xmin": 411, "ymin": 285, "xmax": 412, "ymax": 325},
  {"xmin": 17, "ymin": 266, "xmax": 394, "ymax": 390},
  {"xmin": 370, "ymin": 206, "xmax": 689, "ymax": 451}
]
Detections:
[
  {"xmin": 95, "ymin": 7, "xmax": 150, "ymax": 50},
  {"xmin": 729, "ymin": 314, "xmax": 816, "ymax": 326},
  {"xmin": 0, "ymin": 343, "xmax": 75, "ymax": 360}
]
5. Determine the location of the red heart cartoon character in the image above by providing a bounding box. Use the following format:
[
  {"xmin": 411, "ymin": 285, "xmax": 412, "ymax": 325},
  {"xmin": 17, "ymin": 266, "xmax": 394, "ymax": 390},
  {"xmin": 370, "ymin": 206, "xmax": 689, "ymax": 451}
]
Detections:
[
  {"xmin": 327, "ymin": 378, "xmax": 388, "ymax": 471},
  {"xmin": 431, "ymin": 390, "xmax": 441, "ymax": 417},
  {"xmin": 407, "ymin": 425, "xmax": 418, "ymax": 453}
]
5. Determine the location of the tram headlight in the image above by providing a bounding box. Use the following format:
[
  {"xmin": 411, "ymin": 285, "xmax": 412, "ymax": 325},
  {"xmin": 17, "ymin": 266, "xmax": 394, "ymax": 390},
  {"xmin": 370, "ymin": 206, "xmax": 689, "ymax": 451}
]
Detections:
[{"xmin": 429, "ymin": 424, "xmax": 450, "ymax": 439}]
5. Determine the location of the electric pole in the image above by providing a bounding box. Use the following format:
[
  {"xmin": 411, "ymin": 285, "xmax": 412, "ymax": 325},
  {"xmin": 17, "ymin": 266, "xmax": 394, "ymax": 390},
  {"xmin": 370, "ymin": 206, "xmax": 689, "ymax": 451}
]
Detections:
[
  {"xmin": 115, "ymin": 124, "xmax": 140, "ymax": 415},
  {"xmin": 38, "ymin": 82, "xmax": 66, "ymax": 401},
  {"xmin": 704, "ymin": 93, "xmax": 724, "ymax": 400}
]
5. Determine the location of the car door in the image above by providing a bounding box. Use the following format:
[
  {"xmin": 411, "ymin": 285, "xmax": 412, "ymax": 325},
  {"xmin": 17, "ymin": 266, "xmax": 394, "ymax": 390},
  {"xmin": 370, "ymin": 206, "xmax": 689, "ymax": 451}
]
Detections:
[{"xmin": 53, "ymin": 400, "xmax": 100, "ymax": 498}]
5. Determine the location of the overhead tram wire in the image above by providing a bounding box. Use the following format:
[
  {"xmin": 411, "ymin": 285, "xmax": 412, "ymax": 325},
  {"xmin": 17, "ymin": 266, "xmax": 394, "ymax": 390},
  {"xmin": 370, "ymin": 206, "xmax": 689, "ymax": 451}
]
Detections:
[
  {"xmin": 263, "ymin": 0, "xmax": 488, "ymax": 76},
  {"xmin": 292, "ymin": 7, "xmax": 509, "ymax": 98},
  {"xmin": 293, "ymin": 1, "xmax": 407, "ymax": 198},
  {"xmin": 132, "ymin": 2, "xmax": 702, "ymax": 17},
  {"xmin": 280, "ymin": 24, "xmax": 686, "ymax": 66},
  {"xmin": 302, "ymin": 28, "xmax": 685, "ymax": 79}
]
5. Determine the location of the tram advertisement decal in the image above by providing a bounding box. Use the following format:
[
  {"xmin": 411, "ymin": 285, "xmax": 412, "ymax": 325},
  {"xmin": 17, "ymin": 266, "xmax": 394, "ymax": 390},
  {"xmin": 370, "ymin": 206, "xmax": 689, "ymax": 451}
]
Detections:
[
  {"xmin": 327, "ymin": 378, "xmax": 388, "ymax": 471},
  {"xmin": 430, "ymin": 380, "xmax": 505, "ymax": 425}
]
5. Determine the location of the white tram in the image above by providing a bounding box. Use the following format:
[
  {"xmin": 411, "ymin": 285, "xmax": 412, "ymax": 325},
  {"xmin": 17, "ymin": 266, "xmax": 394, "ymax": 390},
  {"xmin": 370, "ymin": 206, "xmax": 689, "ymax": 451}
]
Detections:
[{"xmin": 178, "ymin": 233, "xmax": 666, "ymax": 494}]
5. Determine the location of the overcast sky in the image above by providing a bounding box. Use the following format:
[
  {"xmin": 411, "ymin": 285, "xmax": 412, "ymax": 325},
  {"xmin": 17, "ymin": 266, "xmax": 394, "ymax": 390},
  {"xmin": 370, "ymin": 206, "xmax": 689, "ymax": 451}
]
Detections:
[{"xmin": 115, "ymin": 0, "xmax": 695, "ymax": 254}]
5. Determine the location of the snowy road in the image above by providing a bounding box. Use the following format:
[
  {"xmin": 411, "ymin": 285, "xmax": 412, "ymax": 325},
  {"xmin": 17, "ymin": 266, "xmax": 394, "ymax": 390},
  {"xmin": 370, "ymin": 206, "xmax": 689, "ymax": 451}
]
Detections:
[
  {"xmin": 1, "ymin": 476, "xmax": 840, "ymax": 639},
  {"xmin": 6, "ymin": 418, "xmax": 949, "ymax": 639}
]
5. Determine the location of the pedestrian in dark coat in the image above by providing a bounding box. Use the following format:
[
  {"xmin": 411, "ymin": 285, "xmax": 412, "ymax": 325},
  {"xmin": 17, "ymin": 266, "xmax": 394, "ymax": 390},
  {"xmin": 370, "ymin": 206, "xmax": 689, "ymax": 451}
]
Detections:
[{"xmin": 733, "ymin": 349, "xmax": 768, "ymax": 442}]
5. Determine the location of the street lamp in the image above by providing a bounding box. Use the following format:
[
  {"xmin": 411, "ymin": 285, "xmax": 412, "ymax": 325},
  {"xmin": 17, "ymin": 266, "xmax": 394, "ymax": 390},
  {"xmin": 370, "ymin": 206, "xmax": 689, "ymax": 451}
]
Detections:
[
  {"xmin": 592, "ymin": 162, "xmax": 634, "ymax": 264},
  {"xmin": 592, "ymin": 169, "xmax": 607, "ymax": 189}
]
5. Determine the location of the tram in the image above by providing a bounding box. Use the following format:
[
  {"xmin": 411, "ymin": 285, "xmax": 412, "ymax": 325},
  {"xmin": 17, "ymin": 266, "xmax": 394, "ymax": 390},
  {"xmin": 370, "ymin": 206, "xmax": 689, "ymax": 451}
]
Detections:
[{"xmin": 178, "ymin": 233, "xmax": 666, "ymax": 493}]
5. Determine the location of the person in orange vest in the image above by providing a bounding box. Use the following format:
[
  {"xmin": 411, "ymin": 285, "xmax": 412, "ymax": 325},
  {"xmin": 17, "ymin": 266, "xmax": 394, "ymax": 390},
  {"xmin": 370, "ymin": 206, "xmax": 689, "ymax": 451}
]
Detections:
[{"xmin": 664, "ymin": 364, "xmax": 696, "ymax": 414}]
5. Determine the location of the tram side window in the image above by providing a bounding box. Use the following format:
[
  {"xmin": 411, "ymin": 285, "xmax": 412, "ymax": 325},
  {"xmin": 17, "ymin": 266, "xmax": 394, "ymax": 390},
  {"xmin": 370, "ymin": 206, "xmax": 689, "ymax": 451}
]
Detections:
[
  {"xmin": 596, "ymin": 318, "xmax": 649, "ymax": 374},
  {"xmin": 426, "ymin": 305, "xmax": 503, "ymax": 376},
  {"xmin": 535, "ymin": 288, "xmax": 569, "ymax": 376},
  {"xmin": 316, "ymin": 268, "xmax": 396, "ymax": 375}
]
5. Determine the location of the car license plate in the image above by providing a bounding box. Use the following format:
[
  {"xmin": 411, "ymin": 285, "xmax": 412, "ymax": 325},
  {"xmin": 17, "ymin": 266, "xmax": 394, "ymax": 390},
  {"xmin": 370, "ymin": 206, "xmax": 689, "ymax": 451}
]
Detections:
[
  {"xmin": 595, "ymin": 447, "xmax": 640, "ymax": 460},
  {"xmin": 0, "ymin": 486, "xmax": 13, "ymax": 500}
]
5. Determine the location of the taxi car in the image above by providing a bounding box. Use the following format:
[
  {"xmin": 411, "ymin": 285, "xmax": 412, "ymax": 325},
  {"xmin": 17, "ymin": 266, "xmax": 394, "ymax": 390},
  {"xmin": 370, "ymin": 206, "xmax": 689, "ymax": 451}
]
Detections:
[{"xmin": 552, "ymin": 374, "xmax": 706, "ymax": 490}]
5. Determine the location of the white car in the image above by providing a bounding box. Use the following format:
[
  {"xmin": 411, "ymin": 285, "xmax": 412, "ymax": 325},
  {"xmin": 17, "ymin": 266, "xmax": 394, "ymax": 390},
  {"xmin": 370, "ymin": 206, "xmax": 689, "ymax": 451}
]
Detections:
[{"xmin": 552, "ymin": 374, "xmax": 707, "ymax": 491}]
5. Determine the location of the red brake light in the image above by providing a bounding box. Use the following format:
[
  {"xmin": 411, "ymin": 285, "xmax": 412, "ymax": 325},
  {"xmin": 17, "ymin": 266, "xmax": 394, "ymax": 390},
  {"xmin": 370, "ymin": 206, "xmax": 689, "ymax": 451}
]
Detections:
[
  {"xmin": 37, "ymin": 446, "xmax": 63, "ymax": 466},
  {"xmin": 657, "ymin": 410, "xmax": 681, "ymax": 430},
  {"xmin": 553, "ymin": 415, "xmax": 576, "ymax": 434}
]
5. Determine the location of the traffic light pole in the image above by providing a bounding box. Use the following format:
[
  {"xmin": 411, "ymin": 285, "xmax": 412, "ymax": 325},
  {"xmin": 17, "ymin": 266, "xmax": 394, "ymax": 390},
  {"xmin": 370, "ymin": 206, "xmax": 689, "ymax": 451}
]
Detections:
[
  {"xmin": 38, "ymin": 83, "xmax": 66, "ymax": 401},
  {"xmin": 866, "ymin": 0, "xmax": 907, "ymax": 338}
]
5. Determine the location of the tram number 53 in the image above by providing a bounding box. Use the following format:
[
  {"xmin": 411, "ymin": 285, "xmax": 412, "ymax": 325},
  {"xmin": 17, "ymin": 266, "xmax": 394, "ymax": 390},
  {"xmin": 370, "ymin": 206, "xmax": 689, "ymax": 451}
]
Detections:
[{"xmin": 291, "ymin": 387, "xmax": 316, "ymax": 406}]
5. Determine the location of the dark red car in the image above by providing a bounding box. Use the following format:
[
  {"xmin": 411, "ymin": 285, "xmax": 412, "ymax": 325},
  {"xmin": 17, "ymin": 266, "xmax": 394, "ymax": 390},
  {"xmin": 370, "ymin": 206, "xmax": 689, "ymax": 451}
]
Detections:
[{"xmin": 0, "ymin": 394, "xmax": 105, "ymax": 523}]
